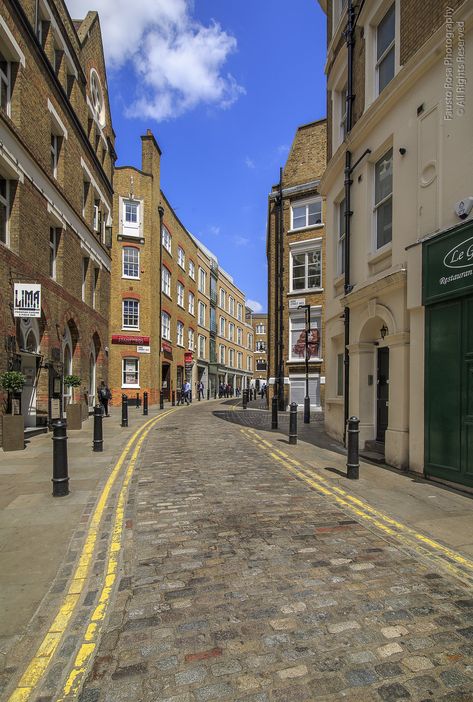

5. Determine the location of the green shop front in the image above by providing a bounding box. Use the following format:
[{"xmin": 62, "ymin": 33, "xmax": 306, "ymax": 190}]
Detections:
[{"xmin": 423, "ymin": 222, "xmax": 473, "ymax": 488}]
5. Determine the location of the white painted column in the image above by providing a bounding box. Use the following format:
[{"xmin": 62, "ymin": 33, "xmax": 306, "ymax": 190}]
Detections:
[
  {"xmin": 348, "ymin": 342, "xmax": 377, "ymax": 447},
  {"xmin": 384, "ymin": 332, "xmax": 410, "ymax": 469}
]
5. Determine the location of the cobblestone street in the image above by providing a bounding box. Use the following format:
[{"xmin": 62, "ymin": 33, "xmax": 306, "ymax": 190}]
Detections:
[{"xmin": 68, "ymin": 401, "xmax": 473, "ymax": 702}]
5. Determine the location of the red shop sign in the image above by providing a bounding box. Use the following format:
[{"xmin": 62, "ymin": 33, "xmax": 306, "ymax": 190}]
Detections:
[
  {"xmin": 162, "ymin": 341, "xmax": 172, "ymax": 354},
  {"xmin": 112, "ymin": 334, "xmax": 150, "ymax": 345},
  {"xmin": 184, "ymin": 352, "xmax": 193, "ymax": 363}
]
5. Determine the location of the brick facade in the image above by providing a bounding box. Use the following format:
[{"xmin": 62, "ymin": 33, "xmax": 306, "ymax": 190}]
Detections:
[
  {"xmin": 267, "ymin": 119, "xmax": 327, "ymax": 410},
  {"xmin": 0, "ymin": 0, "xmax": 115, "ymax": 440},
  {"xmin": 248, "ymin": 312, "xmax": 268, "ymax": 383}
]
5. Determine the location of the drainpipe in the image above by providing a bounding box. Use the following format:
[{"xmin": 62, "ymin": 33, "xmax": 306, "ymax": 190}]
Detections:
[
  {"xmin": 158, "ymin": 205, "xmax": 164, "ymax": 399},
  {"xmin": 277, "ymin": 168, "xmax": 285, "ymax": 411}
]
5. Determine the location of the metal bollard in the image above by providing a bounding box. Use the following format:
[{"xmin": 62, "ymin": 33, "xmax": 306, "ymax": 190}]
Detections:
[
  {"xmin": 346, "ymin": 416, "xmax": 360, "ymax": 479},
  {"xmin": 242, "ymin": 389, "xmax": 248, "ymax": 409},
  {"xmin": 52, "ymin": 419, "xmax": 69, "ymax": 496},
  {"xmin": 171, "ymin": 390, "xmax": 175, "ymax": 406},
  {"xmin": 289, "ymin": 402, "xmax": 298, "ymax": 445},
  {"xmin": 143, "ymin": 391, "xmax": 148, "ymax": 416},
  {"xmin": 304, "ymin": 396, "xmax": 310, "ymax": 424},
  {"xmin": 121, "ymin": 394, "xmax": 128, "ymax": 427},
  {"xmin": 271, "ymin": 396, "xmax": 278, "ymax": 430},
  {"xmin": 93, "ymin": 404, "xmax": 103, "ymax": 452},
  {"xmin": 136, "ymin": 392, "xmax": 140, "ymax": 409},
  {"xmin": 160, "ymin": 391, "xmax": 164, "ymax": 410}
]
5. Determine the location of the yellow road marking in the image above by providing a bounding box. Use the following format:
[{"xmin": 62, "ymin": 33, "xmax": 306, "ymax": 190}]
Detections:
[
  {"xmin": 240, "ymin": 427, "xmax": 473, "ymax": 584},
  {"xmin": 8, "ymin": 409, "xmax": 176, "ymax": 702}
]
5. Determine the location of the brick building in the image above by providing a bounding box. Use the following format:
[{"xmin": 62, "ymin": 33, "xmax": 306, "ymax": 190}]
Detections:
[
  {"xmin": 248, "ymin": 311, "xmax": 268, "ymax": 386},
  {"xmin": 109, "ymin": 131, "xmax": 253, "ymax": 404},
  {"xmin": 267, "ymin": 119, "xmax": 327, "ymax": 410},
  {"xmin": 0, "ymin": 0, "xmax": 115, "ymax": 439},
  {"xmin": 319, "ymin": 0, "xmax": 473, "ymax": 486}
]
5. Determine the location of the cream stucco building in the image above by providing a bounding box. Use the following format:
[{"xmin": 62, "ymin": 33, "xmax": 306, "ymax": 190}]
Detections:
[{"xmin": 319, "ymin": 0, "xmax": 473, "ymax": 487}]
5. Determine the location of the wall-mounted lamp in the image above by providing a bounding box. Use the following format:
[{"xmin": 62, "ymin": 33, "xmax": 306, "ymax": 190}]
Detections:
[{"xmin": 380, "ymin": 324, "xmax": 388, "ymax": 340}]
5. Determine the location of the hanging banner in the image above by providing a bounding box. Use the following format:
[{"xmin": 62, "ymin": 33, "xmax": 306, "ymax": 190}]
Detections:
[{"xmin": 14, "ymin": 284, "xmax": 41, "ymax": 318}]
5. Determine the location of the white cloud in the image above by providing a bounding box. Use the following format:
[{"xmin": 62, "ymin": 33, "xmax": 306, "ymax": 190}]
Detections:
[
  {"xmin": 209, "ymin": 225, "xmax": 221, "ymax": 236},
  {"xmin": 247, "ymin": 299, "xmax": 263, "ymax": 313},
  {"xmin": 245, "ymin": 156, "xmax": 256, "ymax": 169},
  {"xmin": 233, "ymin": 235, "xmax": 250, "ymax": 247},
  {"xmin": 68, "ymin": 0, "xmax": 245, "ymax": 121}
]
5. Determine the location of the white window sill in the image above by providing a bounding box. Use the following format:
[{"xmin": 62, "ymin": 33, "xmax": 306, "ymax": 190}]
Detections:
[
  {"xmin": 122, "ymin": 384, "xmax": 140, "ymax": 389},
  {"xmin": 288, "ymin": 288, "xmax": 324, "ymax": 295},
  {"xmin": 288, "ymin": 223, "xmax": 324, "ymax": 235},
  {"xmin": 287, "ymin": 357, "xmax": 324, "ymax": 364},
  {"xmin": 177, "ymin": 303, "xmax": 185, "ymax": 309},
  {"xmin": 368, "ymin": 243, "xmax": 392, "ymax": 265},
  {"xmin": 178, "ymin": 263, "xmax": 186, "ymax": 270},
  {"xmin": 122, "ymin": 327, "xmax": 140, "ymax": 332},
  {"xmin": 122, "ymin": 275, "xmax": 140, "ymax": 280}
]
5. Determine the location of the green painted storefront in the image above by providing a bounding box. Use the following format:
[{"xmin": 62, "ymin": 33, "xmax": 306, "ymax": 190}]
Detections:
[{"xmin": 423, "ymin": 222, "xmax": 473, "ymax": 487}]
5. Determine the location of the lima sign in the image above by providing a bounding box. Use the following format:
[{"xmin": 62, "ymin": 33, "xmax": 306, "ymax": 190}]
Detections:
[{"xmin": 13, "ymin": 283, "xmax": 41, "ymax": 318}]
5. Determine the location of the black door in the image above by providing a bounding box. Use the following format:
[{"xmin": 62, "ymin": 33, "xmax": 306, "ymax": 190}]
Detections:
[{"xmin": 376, "ymin": 348, "xmax": 389, "ymax": 442}]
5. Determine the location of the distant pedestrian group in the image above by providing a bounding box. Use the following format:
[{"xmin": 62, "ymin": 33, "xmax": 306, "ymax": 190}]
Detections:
[{"xmin": 219, "ymin": 383, "xmax": 234, "ymax": 398}]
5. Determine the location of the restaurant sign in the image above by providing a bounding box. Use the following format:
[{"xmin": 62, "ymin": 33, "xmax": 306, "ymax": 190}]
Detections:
[
  {"xmin": 14, "ymin": 284, "xmax": 41, "ymax": 318},
  {"xmin": 112, "ymin": 335, "xmax": 150, "ymax": 345},
  {"xmin": 423, "ymin": 223, "xmax": 473, "ymax": 304}
]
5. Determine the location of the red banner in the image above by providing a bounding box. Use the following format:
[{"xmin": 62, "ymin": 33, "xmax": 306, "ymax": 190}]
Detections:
[
  {"xmin": 162, "ymin": 341, "xmax": 172, "ymax": 353},
  {"xmin": 184, "ymin": 352, "xmax": 193, "ymax": 362},
  {"xmin": 112, "ymin": 335, "xmax": 150, "ymax": 345}
]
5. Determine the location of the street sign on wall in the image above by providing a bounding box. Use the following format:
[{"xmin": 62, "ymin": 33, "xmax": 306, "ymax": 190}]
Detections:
[{"xmin": 13, "ymin": 284, "xmax": 41, "ymax": 318}]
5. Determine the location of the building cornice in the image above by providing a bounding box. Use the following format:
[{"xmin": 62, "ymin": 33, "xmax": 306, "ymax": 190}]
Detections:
[{"xmin": 268, "ymin": 179, "xmax": 321, "ymax": 200}]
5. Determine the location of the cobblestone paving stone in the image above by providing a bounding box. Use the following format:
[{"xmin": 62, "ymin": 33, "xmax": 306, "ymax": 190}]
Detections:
[{"xmin": 78, "ymin": 403, "xmax": 473, "ymax": 701}]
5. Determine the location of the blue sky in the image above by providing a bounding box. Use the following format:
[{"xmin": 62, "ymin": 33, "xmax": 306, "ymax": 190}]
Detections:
[{"xmin": 70, "ymin": 0, "xmax": 327, "ymax": 311}]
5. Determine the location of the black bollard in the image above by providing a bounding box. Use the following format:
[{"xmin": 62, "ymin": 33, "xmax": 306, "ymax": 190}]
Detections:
[
  {"xmin": 289, "ymin": 402, "xmax": 298, "ymax": 445},
  {"xmin": 197, "ymin": 387, "xmax": 201, "ymax": 401},
  {"xmin": 136, "ymin": 392, "xmax": 140, "ymax": 409},
  {"xmin": 93, "ymin": 404, "xmax": 103, "ymax": 452},
  {"xmin": 121, "ymin": 394, "xmax": 128, "ymax": 427},
  {"xmin": 160, "ymin": 391, "xmax": 164, "ymax": 410},
  {"xmin": 143, "ymin": 391, "xmax": 148, "ymax": 416},
  {"xmin": 52, "ymin": 419, "xmax": 69, "ymax": 496},
  {"xmin": 271, "ymin": 396, "xmax": 278, "ymax": 430},
  {"xmin": 346, "ymin": 416, "xmax": 360, "ymax": 479},
  {"xmin": 171, "ymin": 390, "xmax": 175, "ymax": 407},
  {"xmin": 242, "ymin": 389, "xmax": 248, "ymax": 409},
  {"xmin": 304, "ymin": 396, "xmax": 310, "ymax": 425}
]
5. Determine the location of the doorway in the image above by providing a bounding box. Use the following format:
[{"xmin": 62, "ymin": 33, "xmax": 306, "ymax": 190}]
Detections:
[
  {"xmin": 162, "ymin": 363, "xmax": 171, "ymax": 400},
  {"xmin": 376, "ymin": 347, "xmax": 389, "ymax": 442}
]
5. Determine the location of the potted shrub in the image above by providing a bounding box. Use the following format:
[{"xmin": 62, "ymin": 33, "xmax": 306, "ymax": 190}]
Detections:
[
  {"xmin": 64, "ymin": 374, "xmax": 82, "ymax": 430},
  {"xmin": 0, "ymin": 370, "xmax": 26, "ymax": 451}
]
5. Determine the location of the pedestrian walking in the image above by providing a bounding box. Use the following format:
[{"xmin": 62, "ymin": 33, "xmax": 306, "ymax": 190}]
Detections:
[
  {"xmin": 219, "ymin": 383, "xmax": 224, "ymax": 398},
  {"xmin": 197, "ymin": 381, "xmax": 204, "ymax": 400},
  {"xmin": 98, "ymin": 380, "xmax": 111, "ymax": 416},
  {"xmin": 183, "ymin": 381, "xmax": 191, "ymax": 405}
]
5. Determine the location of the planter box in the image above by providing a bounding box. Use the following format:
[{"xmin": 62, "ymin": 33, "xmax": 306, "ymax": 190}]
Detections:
[
  {"xmin": 2, "ymin": 414, "xmax": 25, "ymax": 451},
  {"xmin": 66, "ymin": 403, "xmax": 82, "ymax": 430}
]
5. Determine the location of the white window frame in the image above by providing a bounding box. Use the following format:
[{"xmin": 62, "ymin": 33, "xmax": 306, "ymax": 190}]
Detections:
[
  {"xmin": 161, "ymin": 311, "xmax": 171, "ymax": 341},
  {"xmin": 290, "ymin": 196, "xmax": 323, "ymax": 231},
  {"xmin": 177, "ymin": 246, "xmax": 185, "ymax": 269},
  {"xmin": 288, "ymin": 307, "xmax": 322, "ymax": 363},
  {"xmin": 124, "ymin": 200, "xmax": 138, "ymax": 227},
  {"xmin": 0, "ymin": 51, "xmax": 11, "ymax": 117},
  {"xmin": 256, "ymin": 324, "xmax": 266, "ymax": 335},
  {"xmin": 189, "ymin": 260, "xmax": 195, "ymax": 279},
  {"xmin": 198, "ymin": 334, "xmax": 205, "ymax": 359},
  {"xmin": 177, "ymin": 320, "xmax": 184, "ymax": 347},
  {"xmin": 122, "ymin": 246, "xmax": 139, "ymax": 279},
  {"xmin": 237, "ymin": 327, "xmax": 242, "ymax": 346},
  {"xmin": 373, "ymin": 147, "xmax": 393, "ymax": 251},
  {"xmin": 188, "ymin": 328, "xmax": 195, "ymax": 351},
  {"xmin": 0, "ymin": 178, "xmax": 10, "ymax": 246},
  {"xmin": 337, "ymin": 199, "xmax": 346, "ymax": 276},
  {"xmin": 364, "ymin": 0, "xmax": 400, "ymax": 108},
  {"xmin": 228, "ymin": 296, "xmax": 235, "ymax": 317},
  {"xmin": 219, "ymin": 344, "xmax": 225, "ymax": 365},
  {"xmin": 123, "ymin": 298, "xmax": 139, "ymax": 330},
  {"xmin": 219, "ymin": 288, "xmax": 226, "ymax": 309},
  {"xmin": 237, "ymin": 303, "xmax": 243, "ymax": 321},
  {"xmin": 198, "ymin": 301, "xmax": 206, "ymax": 326},
  {"xmin": 162, "ymin": 266, "xmax": 171, "ymax": 297},
  {"xmin": 375, "ymin": 3, "xmax": 395, "ymax": 96},
  {"xmin": 229, "ymin": 322, "xmax": 235, "ymax": 342},
  {"xmin": 237, "ymin": 352, "xmax": 242, "ymax": 370},
  {"xmin": 247, "ymin": 334, "xmax": 253, "ymax": 350},
  {"xmin": 162, "ymin": 226, "xmax": 172, "ymax": 253},
  {"xmin": 219, "ymin": 316, "xmax": 225, "ymax": 337},
  {"xmin": 122, "ymin": 357, "xmax": 139, "ymax": 388},
  {"xmin": 50, "ymin": 133, "xmax": 59, "ymax": 179},
  {"xmin": 49, "ymin": 226, "xmax": 58, "ymax": 279},
  {"xmin": 188, "ymin": 291, "xmax": 195, "ymax": 315},
  {"xmin": 198, "ymin": 267, "xmax": 207, "ymax": 294},
  {"xmin": 229, "ymin": 348, "xmax": 235, "ymax": 368},
  {"xmin": 177, "ymin": 282, "xmax": 184, "ymax": 308},
  {"xmin": 289, "ymin": 238, "xmax": 323, "ymax": 293},
  {"xmin": 81, "ymin": 257, "xmax": 89, "ymax": 302},
  {"xmin": 92, "ymin": 266, "xmax": 99, "ymax": 310}
]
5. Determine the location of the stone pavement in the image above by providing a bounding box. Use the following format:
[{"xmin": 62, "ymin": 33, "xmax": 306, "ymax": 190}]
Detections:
[
  {"xmin": 0, "ymin": 402, "xmax": 164, "ymax": 669},
  {"xmin": 68, "ymin": 400, "xmax": 473, "ymax": 702}
]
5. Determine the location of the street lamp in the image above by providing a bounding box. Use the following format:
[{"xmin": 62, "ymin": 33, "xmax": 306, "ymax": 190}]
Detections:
[
  {"xmin": 158, "ymin": 205, "xmax": 165, "ymax": 397},
  {"xmin": 298, "ymin": 304, "xmax": 311, "ymax": 424}
]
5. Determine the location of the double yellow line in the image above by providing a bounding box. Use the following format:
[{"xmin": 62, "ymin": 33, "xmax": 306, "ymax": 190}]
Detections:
[
  {"xmin": 9, "ymin": 409, "xmax": 177, "ymax": 702},
  {"xmin": 241, "ymin": 427, "xmax": 473, "ymax": 587}
]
